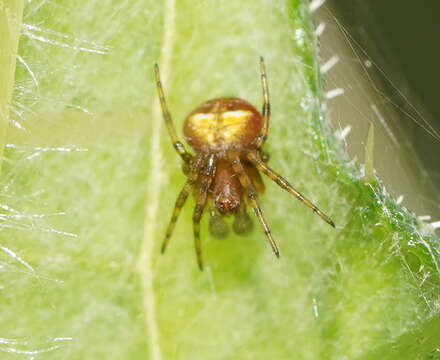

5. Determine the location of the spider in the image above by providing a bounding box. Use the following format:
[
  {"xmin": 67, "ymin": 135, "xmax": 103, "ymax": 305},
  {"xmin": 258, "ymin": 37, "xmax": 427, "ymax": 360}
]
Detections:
[{"xmin": 155, "ymin": 57, "xmax": 335, "ymax": 270}]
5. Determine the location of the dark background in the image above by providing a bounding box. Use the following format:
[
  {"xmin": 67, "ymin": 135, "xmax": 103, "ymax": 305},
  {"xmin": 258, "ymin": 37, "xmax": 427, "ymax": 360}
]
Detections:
[{"xmin": 331, "ymin": 0, "xmax": 440, "ymax": 176}]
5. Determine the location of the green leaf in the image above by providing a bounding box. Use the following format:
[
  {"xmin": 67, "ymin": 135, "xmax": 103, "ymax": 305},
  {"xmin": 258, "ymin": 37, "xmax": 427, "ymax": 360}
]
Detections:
[
  {"xmin": 0, "ymin": 0, "xmax": 23, "ymax": 171},
  {"xmin": 1, "ymin": 0, "xmax": 439, "ymax": 359}
]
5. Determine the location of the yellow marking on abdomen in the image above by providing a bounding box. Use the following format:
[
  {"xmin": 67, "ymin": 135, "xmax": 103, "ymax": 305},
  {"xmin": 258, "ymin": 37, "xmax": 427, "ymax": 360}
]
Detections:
[
  {"xmin": 219, "ymin": 110, "xmax": 252, "ymax": 143},
  {"xmin": 188, "ymin": 112, "xmax": 217, "ymax": 144},
  {"xmin": 188, "ymin": 110, "xmax": 252, "ymax": 145}
]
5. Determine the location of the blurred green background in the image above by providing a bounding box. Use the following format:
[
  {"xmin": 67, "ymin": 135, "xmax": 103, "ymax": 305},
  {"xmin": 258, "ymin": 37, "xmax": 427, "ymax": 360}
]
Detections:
[
  {"xmin": 332, "ymin": 0, "xmax": 440, "ymax": 184},
  {"xmin": 314, "ymin": 0, "xmax": 440, "ymax": 222}
]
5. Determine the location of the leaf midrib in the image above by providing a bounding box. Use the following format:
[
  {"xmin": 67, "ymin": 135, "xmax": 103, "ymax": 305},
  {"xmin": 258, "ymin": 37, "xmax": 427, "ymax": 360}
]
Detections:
[{"xmin": 136, "ymin": 1, "xmax": 176, "ymax": 359}]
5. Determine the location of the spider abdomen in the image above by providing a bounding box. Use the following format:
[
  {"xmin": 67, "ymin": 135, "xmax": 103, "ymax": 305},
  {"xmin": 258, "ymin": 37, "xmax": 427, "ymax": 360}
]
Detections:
[{"xmin": 184, "ymin": 97, "xmax": 262, "ymax": 152}]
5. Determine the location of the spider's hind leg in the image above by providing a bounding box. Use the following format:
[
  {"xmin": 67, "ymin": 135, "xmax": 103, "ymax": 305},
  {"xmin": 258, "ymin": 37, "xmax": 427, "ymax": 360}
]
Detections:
[
  {"xmin": 154, "ymin": 64, "xmax": 192, "ymax": 163},
  {"xmin": 253, "ymin": 57, "xmax": 271, "ymax": 148}
]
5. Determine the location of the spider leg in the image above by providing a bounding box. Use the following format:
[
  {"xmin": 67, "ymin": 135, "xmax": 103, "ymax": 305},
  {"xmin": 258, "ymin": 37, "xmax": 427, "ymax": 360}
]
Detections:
[
  {"xmin": 154, "ymin": 64, "xmax": 192, "ymax": 163},
  {"xmin": 228, "ymin": 150, "xmax": 279, "ymax": 258},
  {"xmin": 193, "ymin": 154, "xmax": 216, "ymax": 270},
  {"xmin": 253, "ymin": 56, "xmax": 271, "ymax": 148},
  {"xmin": 161, "ymin": 155, "xmax": 205, "ymax": 253},
  {"xmin": 161, "ymin": 179, "xmax": 193, "ymax": 254},
  {"xmin": 246, "ymin": 151, "xmax": 335, "ymax": 227}
]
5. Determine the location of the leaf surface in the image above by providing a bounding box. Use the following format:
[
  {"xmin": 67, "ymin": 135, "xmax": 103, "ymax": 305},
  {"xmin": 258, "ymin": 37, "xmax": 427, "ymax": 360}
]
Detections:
[{"xmin": 1, "ymin": 0, "xmax": 439, "ymax": 359}]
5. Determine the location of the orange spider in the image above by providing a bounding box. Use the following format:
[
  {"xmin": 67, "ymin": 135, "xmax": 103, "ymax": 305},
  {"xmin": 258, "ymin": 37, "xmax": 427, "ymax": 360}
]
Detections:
[{"xmin": 155, "ymin": 57, "xmax": 334, "ymax": 270}]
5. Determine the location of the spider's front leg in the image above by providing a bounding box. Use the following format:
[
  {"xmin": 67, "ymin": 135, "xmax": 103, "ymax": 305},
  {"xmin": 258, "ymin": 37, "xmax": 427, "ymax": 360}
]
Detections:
[
  {"xmin": 246, "ymin": 151, "xmax": 335, "ymax": 227},
  {"xmin": 228, "ymin": 149, "xmax": 280, "ymax": 258},
  {"xmin": 161, "ymin": 154, "xmax": 205, "ymax": 254},
  {"xmin": 192, "ymin": 154, "xmax": 216, "ymax": 270}
]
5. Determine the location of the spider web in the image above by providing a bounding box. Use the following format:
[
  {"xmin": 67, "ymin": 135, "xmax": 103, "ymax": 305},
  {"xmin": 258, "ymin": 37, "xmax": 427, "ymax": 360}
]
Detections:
[
  {"xmin": 315, "ymin": 2, "xmax": 440, "ymax": 226},
  {"xmin": 313, "ymin": 2, "xmax": 440, "ymax": 356}
]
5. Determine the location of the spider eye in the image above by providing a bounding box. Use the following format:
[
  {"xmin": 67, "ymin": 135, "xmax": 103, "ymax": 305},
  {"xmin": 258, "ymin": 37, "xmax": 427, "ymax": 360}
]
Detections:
[
  {"xmin": 215, "ymin": 196, "xmax": 240, "ymax": 214},
  {"xmin": 209, "ymin": 213, "xmax": 229, "ymax": 239},
  {"xmin": 233, "ymin": 211, "xmax": 253, "ymax": 236}
]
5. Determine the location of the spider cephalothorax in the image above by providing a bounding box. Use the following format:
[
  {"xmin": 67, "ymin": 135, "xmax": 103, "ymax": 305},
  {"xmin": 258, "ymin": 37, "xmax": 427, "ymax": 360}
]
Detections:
[{"xmin": 155, "ymin": 57, "xmax": 334, "ymax": 270}]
